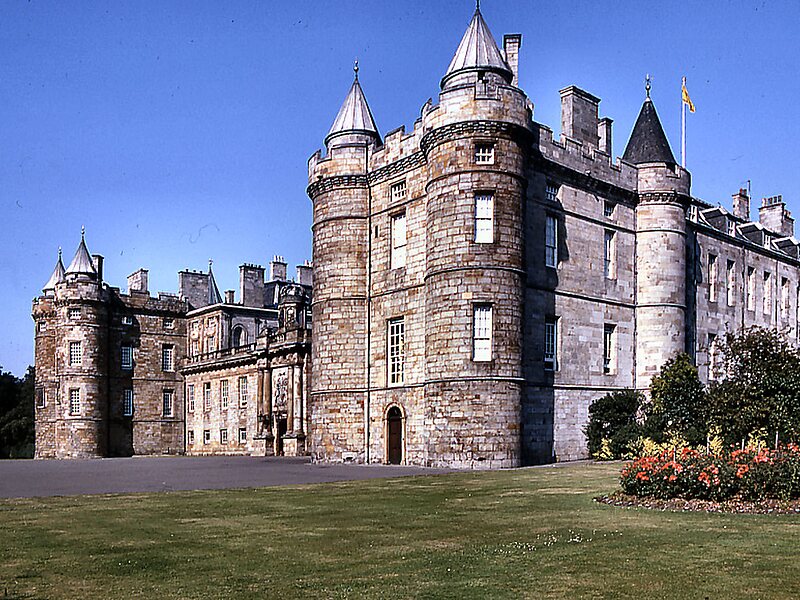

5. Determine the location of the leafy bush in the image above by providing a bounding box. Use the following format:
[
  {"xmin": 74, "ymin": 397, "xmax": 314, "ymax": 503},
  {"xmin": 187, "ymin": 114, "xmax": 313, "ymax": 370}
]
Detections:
[
  {"xmin": 647, "ymin": 353, "xmax": 707, "ymax": 446},
  {"xmin": 585, "ymin": 390, "xmax": 644, "ymax": 460}
]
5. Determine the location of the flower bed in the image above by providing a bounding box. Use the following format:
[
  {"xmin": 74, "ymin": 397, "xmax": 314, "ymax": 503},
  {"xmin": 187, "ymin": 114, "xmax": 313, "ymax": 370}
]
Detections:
[{"xmin": 620, "ymin": 444, "xmax": 800, "ymax": 501}]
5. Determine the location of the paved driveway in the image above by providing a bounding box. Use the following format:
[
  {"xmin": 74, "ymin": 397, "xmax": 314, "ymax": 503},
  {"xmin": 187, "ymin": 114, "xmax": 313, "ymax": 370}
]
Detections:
[{"xmin": 0, "ymin": 456, "xmax": 453, "ymax": 499}]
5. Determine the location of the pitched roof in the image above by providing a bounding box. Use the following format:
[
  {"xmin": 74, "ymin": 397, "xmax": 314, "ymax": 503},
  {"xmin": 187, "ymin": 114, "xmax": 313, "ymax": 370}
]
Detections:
[
  {"xmin": 65, "ymin": 230, "xmax": 97, "ymax": 278},
  {"xmin": 207, "ymin": 262, "xmax": 223, "ymax": 305},
  {"xmin": 441, "ymin": 8, "xmax": 511, "ymax": 88},
  {"xmin": 43, "ymin": 249, "xmax": 66, "ymax": 293},
  {"xmin": 622, "ymin": 98, "xmax": 676, "ymax": 165},
  {"xmin": 325, "ymin": 72, "xmax": 379, "ymax": 146}
]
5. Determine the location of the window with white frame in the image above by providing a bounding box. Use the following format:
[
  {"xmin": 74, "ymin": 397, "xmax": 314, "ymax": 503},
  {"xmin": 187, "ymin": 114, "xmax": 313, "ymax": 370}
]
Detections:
[
  {"xmin": 161, "ymin": 345, "xmax": 174, "ymax": 372},
  {"xmin": 121, "ymin": 345, "xmax": 133, "ymax": 370},
  {"xmin": 782, "ymin": 278, "xmax": 790, "ymax": 321},
  {"xmin": 221, "ymin": 380, "xmax": 229, "ymax": 409},
  {"xmin": 727, "ymin": 260, "xmax": 736, "ymax": 307},
  {"xmin": 162, "ymin": 390, "xmax": 174, "ymax": 417},
  {"xmin": 69, "ymin": 341, "xmax": 82, "ymax": 366},
  {"xmin": 123, "ymin": 389, "xmax": 133, "ymax": 416},
  {"xmin": 545, "ymin": 215, "xmax": 558, "ymax": 268},
  {"xmin": 388, "ymin": 317, "xmax": 405, "ymax": 385},
  {"xmin": 687, "ymin": 205, "xmax": 698, "ymax": 222},
  {"xmin": 545, "ymin": 182, "xmax": 559, "ymax": 203},
  {"xmin": 747, "ymin": 267, "xmax": 756, "ymax": 311},
  {"xmin": 474, "ymin": 143, "xmax": 494, "ymax": 164},
  {"xmin": 544, "ymin": 317, "xmax": 558, "ymax": 371},
  {"xmin": 473, "ymin": 305, "xmax": 493, "ymax": 362},
  {"xmin": 35, "ymin": 388, "xmax": 45, "ymax": 409},
  {"xmin": 163, "ymin": 317, "xmax": 174, "ymax": 329},
  {"xmin": 603, "ymin": 324, "xmax": 616, "ymax": 374},
  {"xmin": 728, "ymin": 220, "xmax": 737, "ymax": 237},
  {"xmin": 69, "ymin": 388, "xmax": 80, "ymax": 415},
  {"xmin": 708, "ymin": 254, "xmax": 718, "ymax": 302},
  {"xmin": 238, "ymin": 376, "xmax": 248, "ymax": 408},
  {"xmin": 763, "ymin": 271, "xmax": 772, "ymax": 314},
  {"xmin": 121, "ymin": 315, "xmax": 133, "ymax": 325},
  {"xmin": 474, "ymin": 193, "xmax": 494, "ymax": 243},
  {"xmin": 187, "ymin": 384, "xmax": 195, "ymax": 413},
  {"xmin": 188, "ymin": 430, "xmax": 195, "ymax": 445},
  {"xmin": 604, "ymin": 201, "xmax": 615, "ymax": 219},
  {"xmin": 190, "ymin": 340, "xmax": 199, "ymax": 357},
  {"xmin": 390, "ymin": 212, "xmax": 407, "ymax": 269},
  {"xmin": 604, "ymin": 230, "xmax": 616, "ymax": 279},
  {"xmin": 203, "ymin": 382, "xmax": 211, "ymax": 412},
  {"xmin": 68, "ymin": 307, "xmax": 80, "ymax": 320},
  {"xmin": 708, "ymin": 333, "xmax": 718, "ymax": 380},
  {"xmin": 239, "ymin": 427, "xmax": 247, "ymax": 443},
  {"xmin": 203, "ymin": 429, "xmax": 210, "ymax": 445},
  {"xmin": 390, "ymin": 180, "xmax": 407, "ymax": 202},
  {"xmin": 38, "ymin": 321, "xmax": 47, "ymax": 332},
  {"xmin": 220, "ymin": 428, "xmax": 228, "ymax": 444}
]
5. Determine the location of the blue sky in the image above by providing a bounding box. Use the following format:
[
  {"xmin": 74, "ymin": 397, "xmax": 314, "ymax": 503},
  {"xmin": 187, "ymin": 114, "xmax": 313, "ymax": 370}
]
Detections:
[{"xmin": 2, "ymin": 0, "xmax": 799, "ymax": 375}]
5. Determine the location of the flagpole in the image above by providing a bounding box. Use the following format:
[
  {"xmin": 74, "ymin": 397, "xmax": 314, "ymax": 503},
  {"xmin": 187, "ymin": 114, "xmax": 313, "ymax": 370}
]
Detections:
[{"xmin": 681, "ymin": 76, "xmax": 687, "ymax": 168}]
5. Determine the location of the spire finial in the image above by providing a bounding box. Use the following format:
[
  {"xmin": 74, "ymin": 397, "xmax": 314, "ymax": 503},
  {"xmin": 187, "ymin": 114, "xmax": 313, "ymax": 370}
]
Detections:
[
  {"xmin": 208, "ymin": 258, "xmax": 213, "ymax": 269},
  {"xmin": 645, "ymin": 73, "xmax": 651, "ymax": 99},
  {"xmin": 354, "ymin": 58, "xmax": 359, "ymax": 80},
  {"xmin": 476, "ymin": 0, "xmax": 481, "ymax": 13},
  {"xmin": 58, "ymin": 246, "xmax": 62, "ymax": 259},
  {"xmin": 81, "ymin": 225, "xmax": 85, "ymax": 239}
]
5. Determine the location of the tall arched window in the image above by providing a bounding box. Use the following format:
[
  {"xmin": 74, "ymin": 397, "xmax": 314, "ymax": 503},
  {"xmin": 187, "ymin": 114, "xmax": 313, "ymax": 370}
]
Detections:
[{"xmin": 232, "ymin": 325, "xmax": 247, "ymax": 348}]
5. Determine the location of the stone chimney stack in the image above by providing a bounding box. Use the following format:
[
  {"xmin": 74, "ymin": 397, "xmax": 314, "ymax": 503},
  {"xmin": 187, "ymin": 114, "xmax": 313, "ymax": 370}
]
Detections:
[
  {"xmin": 127, "ymin": 268, "xmax": 149, "ymax": 294},
  {"xmin": 224, "ymin": 290, "xmax": 235, "ymax": 304},
  {"xmin": 503, "ymin": 34, "xmax": 521, "ymax": 87},
  {"xmin": 269, "ymin": 255, "xmax": 287, "ymax": 281},
  {"xmin": 732, "ymin": 188, "xmax": 750, "ymax": 222},
  {"xmin": 92, "ymin": 255, "xmax": 104, "ymax": 285},
  {"xmin": 559, "ymin": 86, "xmax": 600, "ymax": 149},
  {"xmin": 239, "ymin": 264, "xmax": 265, "ymax": 308},
  {"xmin": 296, "ymin": 261, "xmax": 313, "ymax": 287},
  {"xmin": 597, "ymin": 117, "xmax": 613, "ymax": 156},
  {"xmin": 759, "ymin": 195, "xmax": 795, "ymax": 237}
]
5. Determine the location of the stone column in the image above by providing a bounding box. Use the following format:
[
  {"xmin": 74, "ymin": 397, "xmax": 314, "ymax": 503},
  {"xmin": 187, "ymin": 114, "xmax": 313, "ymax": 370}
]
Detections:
[
  {"xmin": 286, "ymin": 365, "xmax": 294, "ymax": 433},
  {"xmin": 293, "ymin": 362, "xmax": 303, "ymax": 433}
]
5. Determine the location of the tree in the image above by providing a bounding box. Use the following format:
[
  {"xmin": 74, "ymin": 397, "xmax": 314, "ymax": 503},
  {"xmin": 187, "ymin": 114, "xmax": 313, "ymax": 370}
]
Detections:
[
  {"xmin": 647, "ymin": 353, "xmax": 707, "ymax": 446},
  {"xmin": 585, "ymin": 389, "xmax": 644, "ymax": 459},
  {"xmin": 0, "ymin": 366, "xmax": 35, "ymax": 458},
  {"xmin": 708, "ymin": 327, "xmax": 800, "ymax": 447}
]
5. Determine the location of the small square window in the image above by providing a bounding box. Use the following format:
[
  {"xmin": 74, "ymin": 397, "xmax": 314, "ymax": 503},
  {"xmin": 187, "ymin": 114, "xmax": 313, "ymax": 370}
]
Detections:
[
  {"xmin": 545, "ymin": 183, "xmax": 559, "ymax": 203},
  {"xmin": 475, "ymin": 143, "xmax": 494, "ymax": 164},
  {"xmin": 188, "ymin": 430, "xmax": 195, "ymax": 445},
  {"xmin": 604, "ymin": 201, "xmax": 615, "ymax": 219},
  {"xmin": 220, "ymin": 429, "xmax": 228, "ymax": 444},
  {"xmin": 38, "ymin": 321, "xmax": 47, "ymax": 332},
  {"xmin": 239, "ymin": 427, "xmax": 247, "ymax": 444},
  {"xmin": 121, "ymin": 315, "xmax": 133, "ymax": 325},
  {"xmin": 68, "ymin": 307, "xmax": 80, "ymax": 320},
  {"xmin": 163, "ymin": 317, "xmax": 175, "ymax": 329},
  {"xmin": 203, "ymin": 430, "xmax": 211, "ymax": 445},
  {"xmin": 390, "ymin": 181, "xmax": 407, "ymax": 202}
]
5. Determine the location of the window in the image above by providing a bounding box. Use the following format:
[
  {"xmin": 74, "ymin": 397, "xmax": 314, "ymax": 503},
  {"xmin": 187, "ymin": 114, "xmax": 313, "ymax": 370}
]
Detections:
[
  {"xmin": 604, "ymin": 201, "xmax": 615, "ymax": 219},
  {"xmin": 121, "ymin": 346, "xmax": 133, "ymax": 370},
  {"xmin": 68, "ymin": 307, "xmax": 80, "ymax": 320},
  {"xmin": 544, "ymin": 317, "xmax": 558, "ymax": 371},
  {"xmin": 188, "ymin": 430, "xmax": 195, "ymax": 445},
  {"xmin": 475, "ymin": 143, "xmax": 494, "ymax": 164},
  {"xmin": 221, "ymin": 380, "xmax": 229, "ymax": 409},
  {"xmin": 708, "ymin": 333, "xmax": 718, "ymax": 380},
  {"xmin": 687, "ymin": 205, "xmax": 698, "ymax": 222},
  {"xmin": 69, "ymin": 388, "xmax": 80, "ymax": 415},
  {"xmin": 162, "ymin": 345, "xmax": 174, "ymax": 371},
  {"xmin": 782, "ymin": 278, "xmax": 790, "ymax": 321},
  {"xmin": 391, "ymin": 212, "xmax": 407, "ymax": 269},
  {"xmin": 232, "ymin": 326, "xmax": 246, "ymax": 347},
  {"xmin": 220, "ymin": 428, "xmax": 228, "ymax": 444},
  {"xmin": 545, "ymin": 215, "xmax": 558, "ymax": 268},
  {"xmin": 604, "ymin": 230, "xmax": 616, "ymax": 279},
  {"xmin": 388, "ymin": 317, "xmax": 405, "ymax": 385},
  {"xmin": 473, "ymin": 305, "xmax": 492, "ymax": 362},
  {"xmin": 163, "ymin": 317, "xmax": 174, "ymax": 329},
  {"xmin": 203, "ymin": 382, "xmax": 211, "ymax": 412},
  {"xmin": 190, "ymin": 340, "xmax": 199, "ymax": 357},
  {"xmin": 187, "ymin": 384, "xmax": 195, "ymax": 413},
  {"xmin": 238, "ymin": 376, "xmax": 248, "ymax": 408},
  {"xmin": 38, "ymin": 321, "xmax": 47, "ymax": 332},
  {"xmin": 763, "ymin": 271, "xmax": 772, "ymax": 314},
  {"xmin": 475, "ymin": 193, "xmax": 494, "ymax": 244},
  {"xmin": 35, "ymin": 388, "xmax": 45, "ymax": 409},
  {"xmin": 121, "ymin": 315, "xmax": 133, "ymax": 325},
  {"xmin": 390, "ymin": 180, "xmax": 407, "ymax": 202},
  {"xmin": 238, "ymin": 427, "xmax": 247, "ymax": 444},
  {"xmin": 728, "ymin": 220, "xmax": 737, "ymax": 237},
  {"xmin": 747, "ymin": 267, "xmax": 756, "ymax": 311},
  {"xmin": 708, "ymin": 254, "xmax": 718, "ymax": 302},
  {"xmin": 726, "ymin": 260, "xmax": 736, "ymax": 307},
  {"xmin": 69, "ymin": 341, "xmax": 82, "ymax": 366},
  {"xmin": 603, "ymin": 324, "xmax": 616, "ymax": 374},
  {"xmin": 162, "ymin": 390, "xmax": 174, "ymax": 417},
  {"xmin": 545, "ymin": 182, "xmax": 559, "ymax": 203},
  {"xmin": 203, "ymin": 429, "xmax": 211, "ymax": 445},
  {"xmin": 123, "ymin": 389, "xmax": 133, "ymax": 416}
]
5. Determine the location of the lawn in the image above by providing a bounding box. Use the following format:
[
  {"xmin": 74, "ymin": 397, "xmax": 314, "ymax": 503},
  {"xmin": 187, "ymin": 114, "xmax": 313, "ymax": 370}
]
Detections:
[{"xmin": 1, "ymin": 462, "xmax": 799, "ymax": 599}]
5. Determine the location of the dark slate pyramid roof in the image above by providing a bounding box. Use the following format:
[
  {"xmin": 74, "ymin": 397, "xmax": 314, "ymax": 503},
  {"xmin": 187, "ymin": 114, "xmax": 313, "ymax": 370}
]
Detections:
[
  {"xmin": 622, "ymin": 98, "xmax": 676, "ymax": 165},
  {"xmin": 442, "ymin": 8, "xmax": 511, "ymax": 89},
  {"xmin": 207, "ymin": 262, "xmax": 223, "ymax": 305},
  {"xmin": 325, "ymin": 66, "xmax": 379, "ymax": 147}
]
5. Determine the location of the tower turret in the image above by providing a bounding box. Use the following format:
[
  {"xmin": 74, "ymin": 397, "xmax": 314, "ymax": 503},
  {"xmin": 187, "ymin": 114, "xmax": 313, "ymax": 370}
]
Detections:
[
  {"xmin": 324, "ymin": 61, "xmax": 380, "ymax": 151},
  {"xmin": 42, "ymin": 247, "xmax": 66, "ymax": 296},
  {"xmin": 625, "ymin": 81, "xmax": 692, "ymax": 390}
]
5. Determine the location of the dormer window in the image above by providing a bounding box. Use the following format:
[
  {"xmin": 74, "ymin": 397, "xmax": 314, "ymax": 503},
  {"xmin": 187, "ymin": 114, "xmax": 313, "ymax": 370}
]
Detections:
[
  {"xmin": 475, "ymin": 143, "xmax": 494, "ymax": 164},
  {"xmin": 727, "ymin": 220, "xmax": 736, "ymax": 237},
  {"xmin": 687, "ymin": 206, "xmax": 698, "ymax": 222}
]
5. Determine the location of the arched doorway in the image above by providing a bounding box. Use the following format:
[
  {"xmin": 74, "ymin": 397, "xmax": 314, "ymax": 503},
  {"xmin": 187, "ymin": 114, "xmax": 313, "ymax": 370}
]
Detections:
[
  {"xmin": 387, "ymin": 406, "xmax": 403, "ymax": 465},
  {"xmin": 232, "ymin": 325, "xmax": 247, "ymax": 347}
]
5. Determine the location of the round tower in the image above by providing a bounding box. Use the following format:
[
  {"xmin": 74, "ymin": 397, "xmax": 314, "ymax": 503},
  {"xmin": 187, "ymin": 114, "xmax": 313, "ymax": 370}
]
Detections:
[
  {"xmin": 623, "ymin": 87, "xmax": 692, "ymax": 389},
  {"xmin": 55, "ymin": 230, "xmax": 109, "ymax": 458},
  {"xmin": 307, "ymin": 64, "xmax": 380, "ymax": 462},
  {"xmin": 420, "ymin": 8, "xmax": 530, "ymax": 468}
]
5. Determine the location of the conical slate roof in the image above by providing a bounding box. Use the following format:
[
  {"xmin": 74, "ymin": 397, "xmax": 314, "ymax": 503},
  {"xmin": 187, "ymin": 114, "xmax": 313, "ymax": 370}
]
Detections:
[
  {"xmin": 441, "ymin": 8, "xmax": 512, "ymax": 89},
  {"xmin": 207, "ymin": 261, "xmax": 223, "ymax": 305},
  {"xmin": 65, "ymin": 229, "xmax": 97, "ymax": 278},
  {"xmin": 43, "ymin": 248, "xmax": 66, "ymax": 293},
  {"xmin": 623, "ymin": 98, "xmax": 676, "ymax": 165},
  {"xmin": 325, "ymin": 67, "xmax": 379, "ymax": 146}
]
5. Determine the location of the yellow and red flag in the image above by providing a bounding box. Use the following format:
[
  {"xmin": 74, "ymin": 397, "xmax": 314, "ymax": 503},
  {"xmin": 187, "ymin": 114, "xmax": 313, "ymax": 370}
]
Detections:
[{"xmin": 682, "ymin": 78, "xmax": 695, "ymax": 113}]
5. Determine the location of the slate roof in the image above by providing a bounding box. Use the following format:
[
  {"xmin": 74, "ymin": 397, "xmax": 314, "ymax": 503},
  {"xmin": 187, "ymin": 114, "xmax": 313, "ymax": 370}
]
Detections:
[
  {"xmin": 65, "ymin": 231, "xmax": 97, "ymax": 278},
  {"xmin": 42, "ymin": 249, "xmax": 66, "ymax": 293},
  {"xmin": 325, "ymin": 71, "xmax": 379, "ymax": 145},
  {"xmin": 622, "ymin": 98, "xmax": 676, "ymax": 165},
  {"xmin": 441, "ymin": 8, "xmax": 511, "ymax": 88},
  {"xmin": 207, "ymin": 262, "xmax": 223, "ymax": 305}
]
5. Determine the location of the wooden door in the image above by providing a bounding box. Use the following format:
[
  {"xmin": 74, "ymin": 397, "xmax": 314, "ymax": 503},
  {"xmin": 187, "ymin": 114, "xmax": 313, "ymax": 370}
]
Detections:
[{"xmin": 387, "ymin": 407, "xmax": 403, "ymax": 465}]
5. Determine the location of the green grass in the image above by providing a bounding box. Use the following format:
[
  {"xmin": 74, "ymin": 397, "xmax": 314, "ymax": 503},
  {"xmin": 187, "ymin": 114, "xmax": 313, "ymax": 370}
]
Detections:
[{"xmin": 2, "ymin": 462, "xmax": 800, "ymax": 599}]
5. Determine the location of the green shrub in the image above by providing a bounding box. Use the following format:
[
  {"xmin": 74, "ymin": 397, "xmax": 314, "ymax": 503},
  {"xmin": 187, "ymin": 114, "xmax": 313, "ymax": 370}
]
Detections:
[{"xmin": 585, "ymin": 390, "xmax": 644, "ymax": 460}]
